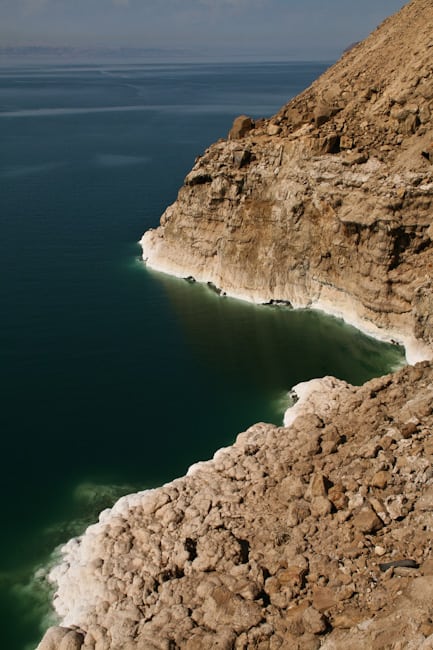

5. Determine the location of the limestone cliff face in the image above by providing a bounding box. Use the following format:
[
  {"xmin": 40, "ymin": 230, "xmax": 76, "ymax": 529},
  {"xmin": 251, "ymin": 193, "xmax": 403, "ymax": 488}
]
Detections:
[{"xmin": 141, "ymin": 0, "xmax": 433, "ymax": 359}]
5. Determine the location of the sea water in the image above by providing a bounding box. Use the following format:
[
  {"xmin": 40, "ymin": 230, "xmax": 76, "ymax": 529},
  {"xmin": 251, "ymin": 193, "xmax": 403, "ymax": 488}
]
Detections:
[{"xmin": 0, "ymin": 60, "xmax": 405, "ymax": 650}]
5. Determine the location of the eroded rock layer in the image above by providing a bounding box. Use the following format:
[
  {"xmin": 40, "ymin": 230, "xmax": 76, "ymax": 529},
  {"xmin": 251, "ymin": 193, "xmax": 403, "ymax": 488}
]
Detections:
[
  {"xmin": 40, "ymin": 362, "xmax": 433, "ymax": 649},
  {"xmin": 141, "ymin": 0, "xmax": 433, "ymax": 358}
]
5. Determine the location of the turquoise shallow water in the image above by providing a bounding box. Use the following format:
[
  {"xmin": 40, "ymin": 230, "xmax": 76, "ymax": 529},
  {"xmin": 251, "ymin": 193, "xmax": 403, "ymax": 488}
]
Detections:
[{"xmin": 0, "ymin": 60, "xmax": 405, "ymax": 650}]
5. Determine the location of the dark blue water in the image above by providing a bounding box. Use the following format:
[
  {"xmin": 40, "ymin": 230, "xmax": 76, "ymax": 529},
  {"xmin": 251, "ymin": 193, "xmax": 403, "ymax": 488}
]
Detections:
[{"xmin": 0, "ymin": 61, "xmax": 404, "ymax": 650}]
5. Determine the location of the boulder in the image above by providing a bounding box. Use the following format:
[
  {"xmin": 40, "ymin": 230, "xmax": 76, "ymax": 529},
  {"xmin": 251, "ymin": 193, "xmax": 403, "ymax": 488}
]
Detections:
[
  {"xmin": 228, "ymin": 115, "xmax": 254, "ymax": 139},
  {"xmin": 37, "ymin": 627, "xmax": 82, "ymax": 650}
]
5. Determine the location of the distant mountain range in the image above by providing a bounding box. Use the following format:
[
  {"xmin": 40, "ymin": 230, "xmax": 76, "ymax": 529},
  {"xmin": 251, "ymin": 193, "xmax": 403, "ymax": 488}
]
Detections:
[{"xmin": 0, "ymin": 45, "xmax": 190, "ymax": 61}]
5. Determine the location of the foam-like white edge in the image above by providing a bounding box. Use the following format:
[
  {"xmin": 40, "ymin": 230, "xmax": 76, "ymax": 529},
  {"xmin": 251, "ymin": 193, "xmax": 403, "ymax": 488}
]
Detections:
[
  {"xmin": 283, "ymin": 376, "xmax": 349, "ymax": 427},
  {"xmin": 283, "ymin": 378, "xmax": 328, "ymax": 427},
  {"xmin": 47, "ymin": 371, "xmax": 348, "ymax": 629},
  {"xmin": 47, "ymin": 439, "xmax": 245, "ymax": 629}
]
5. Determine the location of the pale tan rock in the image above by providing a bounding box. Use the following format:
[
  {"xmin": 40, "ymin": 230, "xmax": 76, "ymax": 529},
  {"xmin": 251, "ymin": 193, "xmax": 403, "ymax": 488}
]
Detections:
[
  {"xmin": 228, "ymin": 115, "xmax": 254, "ymax": 139},
  {"xmin": 37, "ymin": 627, "xmax": 74, "ymax": 650},
  {"xmin": 370, "ymin": 470, "xmax": 390, "ymax": 489},
  {"xmin": 407, "ymin": 577, "xmax": 433, "ymax": 604},
  {"xmin": 385, "ymin": 494, "xmax": 411, "ymax": 520},
  {"xmin": 302, "ymin": 606, "xmax": 327, "ymax": 634},
  {"xmin": 369, "ymin": 496, "xmax": 390, "ymax": 524},
  {"xmin": 267, "ymin": 123, "xmax": 282, "ymax": 136},
  {"xmin": 421, "ymin": 559, "xmax": 433, "ymax": 575},
  {"xmin": 185, "ymin": 629, "xmax": 236, "ymax": 649},
  {"xmin": 374, "ymin": 545, "xmax": 386, "ymax": 557},
  {"xmin": 201, "ymin": 586, "xmax": 263, "ymax": 633},
  {"xmin": 310, "ymin": 496, "xmax": 333, "ymax": 517},
  {"xmin": 331, "ymin": 609, "xmax": 363, "ymax": 629},
  {"xmin": 284, "ymin": 602, "xmax": 310, "ymax": 636},
  {"xmin": 353, "ymin": 507, "xmax": 384, "ymax": 533},
  {"xmin": 312, "ymin": 586, "xmax": 337, "ymax": 612},
  {"xmin": 59, "ymin": 631, "xmax": 85, "ymax": 650},
  {"xmin": 309, "ymin": 473, "xmax": 329, "ymax": 498}
]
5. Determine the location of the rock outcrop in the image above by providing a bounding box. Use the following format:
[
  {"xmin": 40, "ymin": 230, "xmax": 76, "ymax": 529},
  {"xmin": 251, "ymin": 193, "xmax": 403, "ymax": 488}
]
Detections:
[
  {"xmin": 39, "ymin": 1, "xmax": 433, "ymax": 648},
  {"xmin": 39, "ymin": 362, "xmax": 433, "ymax": 649},
  {"xmin": 141, "ymin": 0, "xmax": 433, "ymax": 361}
]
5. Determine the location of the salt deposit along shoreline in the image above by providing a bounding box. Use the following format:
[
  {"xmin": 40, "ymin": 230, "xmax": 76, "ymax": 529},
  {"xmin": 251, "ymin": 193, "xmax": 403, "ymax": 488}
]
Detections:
[
  {"xmin": 139, "ymin": 250, "xmax": 432, "ymax": 367},
  {"xmin": 45, "ymin": 376, "xmax": 336, "ymax": 625},
  {"xmin": 138, "ymin": 0, "xmax": 433, "ymax": 370},
  {"xmin": 39, "ymin": 321, "xmax": 409, "ymax": 648}
]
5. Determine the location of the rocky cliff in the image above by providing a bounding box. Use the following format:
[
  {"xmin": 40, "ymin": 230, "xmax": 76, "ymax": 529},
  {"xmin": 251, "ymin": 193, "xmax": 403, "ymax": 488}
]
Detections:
[
  {"xmin": 38, "ymin": 1, "xmax": 433, "ymax": 648},
  {"xmin": 141, "ymin": 0, "xmax": 433, "ymax": 361}
]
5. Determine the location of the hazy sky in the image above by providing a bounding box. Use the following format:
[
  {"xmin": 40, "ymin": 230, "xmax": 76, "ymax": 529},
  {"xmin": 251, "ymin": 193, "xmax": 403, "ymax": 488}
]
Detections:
[{"xmin": 1, "ymin": 0, "xmax": 407, "ymax": 59}]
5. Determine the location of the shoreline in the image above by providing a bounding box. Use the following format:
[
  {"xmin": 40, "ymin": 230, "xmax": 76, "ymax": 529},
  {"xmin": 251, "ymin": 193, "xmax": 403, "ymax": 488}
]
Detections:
[
  {"xmin": 37, "ymin": 253, "xmax": 410, "ymax": 643},
  {"xmin": 43, "ymin": 254, "xmax": 411, "ymax": 634},
  {"xmin": 44, "ymin": 373, "xmax": 349, "ymax": 629},
  {"xmin": 139, "ymin": 242, "xmax": 432, "ymax": 366},
  {"xmin": 38, "ymin": 0, "xmax": 433, "ymax": 641},
  {"xmin": 40, "ymin": 358, "xmax": 433, "ymax": 649}
]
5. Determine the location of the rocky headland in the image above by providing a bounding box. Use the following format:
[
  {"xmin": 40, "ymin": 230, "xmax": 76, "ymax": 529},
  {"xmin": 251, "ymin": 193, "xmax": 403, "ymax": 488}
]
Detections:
[
  {"xmin": 141, "ymin": 0, "xmax": 433, "ymax": 361},
  {"xmin": 39, "ymin": 1, "xmax": 433, "ymax": 648}
]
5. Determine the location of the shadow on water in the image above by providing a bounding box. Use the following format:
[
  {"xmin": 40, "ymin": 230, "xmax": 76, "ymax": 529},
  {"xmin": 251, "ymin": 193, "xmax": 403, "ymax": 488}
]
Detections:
[{"xmin": 148, "ymin": 267, "xmax": 406, "ymax": 396}]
